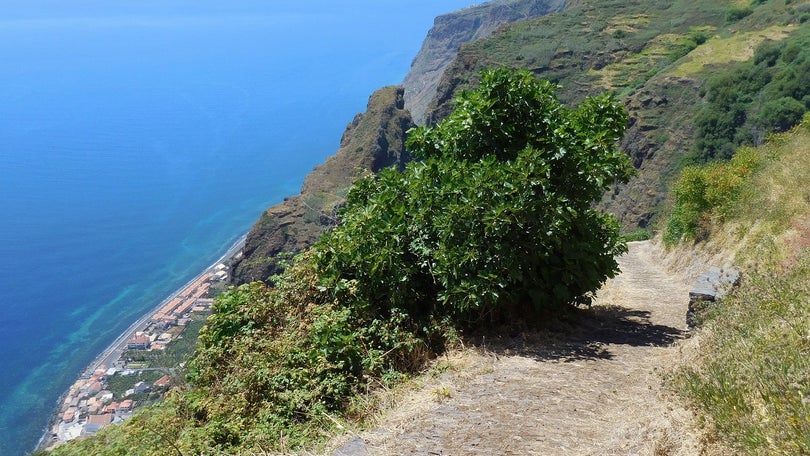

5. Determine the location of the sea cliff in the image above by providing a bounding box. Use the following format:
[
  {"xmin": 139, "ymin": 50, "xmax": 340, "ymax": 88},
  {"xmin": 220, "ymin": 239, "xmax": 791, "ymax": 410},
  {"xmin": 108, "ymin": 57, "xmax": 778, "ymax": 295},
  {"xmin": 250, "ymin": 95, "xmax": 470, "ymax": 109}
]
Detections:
[
  {"xmin": 230, "ymin": 87, "xmax": 413, "ymax": 284},
  {"xmin": 231, "ymin": 0, "xmax": 565, "ymax": 286}
]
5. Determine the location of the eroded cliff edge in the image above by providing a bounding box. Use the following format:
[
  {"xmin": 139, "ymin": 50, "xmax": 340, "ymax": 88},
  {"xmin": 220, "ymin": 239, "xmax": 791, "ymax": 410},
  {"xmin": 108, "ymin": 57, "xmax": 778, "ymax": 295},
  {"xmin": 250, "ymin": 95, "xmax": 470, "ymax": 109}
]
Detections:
[
  {"xmin": 230, "ymin": 87, "xmax": 413, "ymax": 284},
  {"xmin": 231, "ymin": 1, "xmax": 565, "ymax": 286}
]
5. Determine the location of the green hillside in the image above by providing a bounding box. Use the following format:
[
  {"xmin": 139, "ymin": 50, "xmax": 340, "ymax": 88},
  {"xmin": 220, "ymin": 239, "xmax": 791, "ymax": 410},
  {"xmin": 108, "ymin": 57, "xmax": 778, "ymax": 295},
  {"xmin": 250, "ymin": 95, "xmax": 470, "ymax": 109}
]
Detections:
[
  {"xmin": 663, "ymin": 115, "xmax": 810, "ymax": 454},
  {"xmin": 425, "ymin": 0, "xmax": 810, "ymax": 229}
]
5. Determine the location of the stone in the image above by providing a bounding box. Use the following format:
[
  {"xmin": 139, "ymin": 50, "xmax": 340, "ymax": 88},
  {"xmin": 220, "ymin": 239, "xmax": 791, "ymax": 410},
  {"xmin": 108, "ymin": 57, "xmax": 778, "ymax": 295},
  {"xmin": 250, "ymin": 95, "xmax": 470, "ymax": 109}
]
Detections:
[{"xmin": 686, "ymin": 267, "xmax": 741, "ymax": 328}]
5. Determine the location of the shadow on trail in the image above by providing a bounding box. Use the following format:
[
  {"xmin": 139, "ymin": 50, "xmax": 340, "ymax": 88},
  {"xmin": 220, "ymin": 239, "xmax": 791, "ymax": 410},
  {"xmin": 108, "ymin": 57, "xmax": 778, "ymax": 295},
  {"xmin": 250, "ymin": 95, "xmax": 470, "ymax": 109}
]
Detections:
[{"xmin": 466, "ymin": 305, "xmax": 686, "ymax": 362}]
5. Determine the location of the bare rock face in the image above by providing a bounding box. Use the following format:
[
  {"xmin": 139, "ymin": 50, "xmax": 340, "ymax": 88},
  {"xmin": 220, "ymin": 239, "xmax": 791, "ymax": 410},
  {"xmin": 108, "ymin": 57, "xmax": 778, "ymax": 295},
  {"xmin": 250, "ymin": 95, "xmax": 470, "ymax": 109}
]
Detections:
[
  {"xmin": 230, "ymin": 86, "xmax": 414, "ymax": 284},
  {"xmin": 402, "ymin": 0, "xmax": 568, "ymax": 125}
]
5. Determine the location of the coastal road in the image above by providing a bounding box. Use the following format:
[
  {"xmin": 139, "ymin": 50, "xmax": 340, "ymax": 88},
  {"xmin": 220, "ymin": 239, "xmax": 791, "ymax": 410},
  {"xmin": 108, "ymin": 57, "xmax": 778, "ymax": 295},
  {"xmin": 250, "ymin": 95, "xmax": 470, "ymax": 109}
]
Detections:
[{"xmin": 80, "ymin": 235, "xmax": 245, "ymax": 377}]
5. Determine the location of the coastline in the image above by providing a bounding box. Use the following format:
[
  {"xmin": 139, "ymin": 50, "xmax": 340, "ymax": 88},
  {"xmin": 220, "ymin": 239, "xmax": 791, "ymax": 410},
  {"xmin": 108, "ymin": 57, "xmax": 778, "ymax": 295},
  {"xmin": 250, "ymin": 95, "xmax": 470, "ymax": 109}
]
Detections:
[{"xmin": 36, "ymin": 234, "xmax": 246, "ymax": 452}]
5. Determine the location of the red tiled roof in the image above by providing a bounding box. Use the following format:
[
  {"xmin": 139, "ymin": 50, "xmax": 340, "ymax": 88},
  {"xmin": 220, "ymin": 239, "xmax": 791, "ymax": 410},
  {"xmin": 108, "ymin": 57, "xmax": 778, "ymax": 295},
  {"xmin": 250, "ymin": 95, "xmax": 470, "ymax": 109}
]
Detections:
[
  {"xmin": 153, "ymin": 374, "xmax": 172, "ymax": 387},
  {"xmin": 87, "ymin": 414, "xmax": 113, "ymax": 426}
]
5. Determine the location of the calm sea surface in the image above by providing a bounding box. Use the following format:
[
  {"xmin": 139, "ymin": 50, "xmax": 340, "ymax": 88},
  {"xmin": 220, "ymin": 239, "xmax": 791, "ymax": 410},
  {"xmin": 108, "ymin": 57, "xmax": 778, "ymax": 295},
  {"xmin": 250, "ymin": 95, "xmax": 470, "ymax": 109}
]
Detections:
[{"xmin": 0, "ymin": 2, "xmax": 473, "ymax": 454}]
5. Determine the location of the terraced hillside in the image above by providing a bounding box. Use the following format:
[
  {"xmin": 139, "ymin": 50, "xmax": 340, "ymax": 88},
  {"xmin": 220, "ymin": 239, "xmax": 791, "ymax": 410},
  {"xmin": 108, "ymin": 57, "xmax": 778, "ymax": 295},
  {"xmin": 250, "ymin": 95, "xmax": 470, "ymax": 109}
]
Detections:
[{"xmin": 424, "ymin": 0, "xmax": 810, "ymax": 229}]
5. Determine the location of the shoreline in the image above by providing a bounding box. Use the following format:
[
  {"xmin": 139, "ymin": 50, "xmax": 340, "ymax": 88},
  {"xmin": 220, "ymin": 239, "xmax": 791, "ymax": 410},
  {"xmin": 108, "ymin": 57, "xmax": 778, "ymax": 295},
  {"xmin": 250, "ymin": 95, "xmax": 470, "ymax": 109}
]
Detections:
[{"xmin": 36, "ymin": 234, "xmax": 246, "ymax": 452}]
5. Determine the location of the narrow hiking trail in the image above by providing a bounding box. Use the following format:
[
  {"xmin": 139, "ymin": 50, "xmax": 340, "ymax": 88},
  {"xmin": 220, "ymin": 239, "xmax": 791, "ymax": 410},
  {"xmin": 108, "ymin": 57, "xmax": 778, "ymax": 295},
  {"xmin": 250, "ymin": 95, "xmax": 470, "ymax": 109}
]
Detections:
[{"xmin": 331, "ymin": 241, "xmax": 704, "ymax": 456}]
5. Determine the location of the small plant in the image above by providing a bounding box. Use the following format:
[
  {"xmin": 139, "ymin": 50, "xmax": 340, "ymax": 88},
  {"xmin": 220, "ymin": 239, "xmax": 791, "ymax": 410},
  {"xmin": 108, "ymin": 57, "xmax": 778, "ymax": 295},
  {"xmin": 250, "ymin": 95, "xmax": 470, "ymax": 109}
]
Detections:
[
  {"xmin": 433, "ymin": 386, "xmax": 453, "ymax": 402},
  {"xmin": 622, "ymin": 228, "xmax": 653, "ymax": 242}
]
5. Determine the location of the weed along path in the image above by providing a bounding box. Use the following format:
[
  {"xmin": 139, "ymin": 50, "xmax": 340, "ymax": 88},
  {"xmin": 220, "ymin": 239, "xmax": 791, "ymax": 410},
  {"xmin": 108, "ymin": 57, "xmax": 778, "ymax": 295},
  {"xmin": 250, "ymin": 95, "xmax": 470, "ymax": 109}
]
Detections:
[{"xmin": 330, "ymin": 241, "xmax": 703, "ymax": 456}]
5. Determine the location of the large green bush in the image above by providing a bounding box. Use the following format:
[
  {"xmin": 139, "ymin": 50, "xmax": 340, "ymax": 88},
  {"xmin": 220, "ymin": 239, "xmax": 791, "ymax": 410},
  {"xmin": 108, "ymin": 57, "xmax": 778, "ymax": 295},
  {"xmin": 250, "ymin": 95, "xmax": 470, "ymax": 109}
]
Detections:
[{"xmin": 315, "ymin": 68, "xmax": 633, "ymax": 326}]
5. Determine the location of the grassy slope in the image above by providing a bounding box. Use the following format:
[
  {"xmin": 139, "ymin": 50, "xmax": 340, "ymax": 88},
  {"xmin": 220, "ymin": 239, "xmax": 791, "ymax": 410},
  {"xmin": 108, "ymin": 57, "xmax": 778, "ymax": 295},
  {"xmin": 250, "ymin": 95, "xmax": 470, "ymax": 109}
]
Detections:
[
  {"xmin": 425, "ymin": 0, "xmax": 808, "ymax": 229},
  {"xmin": 666, "ymin": 117, "xmax": 810, "ymax": 454}
]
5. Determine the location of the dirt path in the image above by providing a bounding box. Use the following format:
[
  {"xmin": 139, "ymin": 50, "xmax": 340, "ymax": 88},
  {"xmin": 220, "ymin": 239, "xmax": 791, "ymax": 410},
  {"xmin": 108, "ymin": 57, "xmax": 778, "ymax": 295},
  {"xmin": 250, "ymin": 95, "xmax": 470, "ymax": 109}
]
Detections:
[{"xmin": 330, "ymin": 241, "xmax": 703, "ymax": 456}]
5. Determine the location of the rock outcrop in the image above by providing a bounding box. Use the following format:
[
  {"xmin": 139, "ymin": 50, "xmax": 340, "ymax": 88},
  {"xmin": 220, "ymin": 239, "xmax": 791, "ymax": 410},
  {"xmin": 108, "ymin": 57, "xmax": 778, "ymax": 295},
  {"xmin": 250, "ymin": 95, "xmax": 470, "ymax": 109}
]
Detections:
[
  {"xmin": 402, "ymin": 0, "xmax": 568, "ymax": 125},
  {"xmin": 686, "ymin": 267, "xmax": 741, "ymax": 328},
  {"xmin": 230, "ymin": 86, "xmax": 414, "ymax": 284}
]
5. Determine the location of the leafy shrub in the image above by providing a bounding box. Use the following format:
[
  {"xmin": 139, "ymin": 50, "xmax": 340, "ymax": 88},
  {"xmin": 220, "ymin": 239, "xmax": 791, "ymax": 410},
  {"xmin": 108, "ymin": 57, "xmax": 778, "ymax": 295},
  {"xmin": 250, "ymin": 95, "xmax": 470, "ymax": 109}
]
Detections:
[
  {"xmin": 665, "ymin": 146, "xmax": 761, "ymax": 245},
  {"xmin": 622, "ymin": 228, "xmax": 653, "ymax": 242},
  {"xmin": 316, "ymin": 68, "xmax": 633, "ymax": 327},
  {"xmin": 726, "ymin": 7, "xmax": 753, "ymax": 23},
  {"xmin": 756, "ymin": 96, "xmax": 806, "ymax": 132}
]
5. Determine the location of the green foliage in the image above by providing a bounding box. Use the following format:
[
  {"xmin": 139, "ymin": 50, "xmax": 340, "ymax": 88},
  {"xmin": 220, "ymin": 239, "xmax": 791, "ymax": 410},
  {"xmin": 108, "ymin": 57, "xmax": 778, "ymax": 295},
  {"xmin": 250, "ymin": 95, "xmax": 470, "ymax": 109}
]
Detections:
[
  {"xmin": 726, "ymin": 7, "xmax": 754, "ymax": 23},
  {"xmin": 690, "ymin": 27, "xmax": 810, "ymax": 163},
  {"xmin": 757, "ymin": 96, "xmax": 806, "ymax": 132},
  {"xmin": 106, "ymin": 370, "xmax": 165, "ymax": 401},
  {"xmin": 664, "ymin": 146, "xmax": 761, "ymax": 245},
  {"xmin": 621, "ymin": 228, "xmax": 653, "ymax": 242},
  {"xmin": 317, "ymin": 68, "xmax": 633, "ymax": 327}
]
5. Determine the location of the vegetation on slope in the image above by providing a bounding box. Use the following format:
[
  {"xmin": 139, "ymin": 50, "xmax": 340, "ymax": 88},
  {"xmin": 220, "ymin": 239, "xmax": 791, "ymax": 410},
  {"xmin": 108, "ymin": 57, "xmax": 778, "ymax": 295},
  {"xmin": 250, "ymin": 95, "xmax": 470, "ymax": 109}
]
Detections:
[
  {"xmin": 43, "ymin": 69, "xmax": 631, "ymax": 455},
  {"xmin": 688, "ymin": 25, "xmax": 810, "ymax": 163},
  {"xmin": 235, "ymin": 0, "xmax": 810, "ymax": 289},
  {"xmin": 664, "ymin": 115, "xmax": 810, "ymax": 454},
  {"xmin": 423, "ymin": 0, "xmax": 810, "ymax": 229},
  {"xmin": 230, "ymin": 87, "xmax": 413, "ymax": 285}
]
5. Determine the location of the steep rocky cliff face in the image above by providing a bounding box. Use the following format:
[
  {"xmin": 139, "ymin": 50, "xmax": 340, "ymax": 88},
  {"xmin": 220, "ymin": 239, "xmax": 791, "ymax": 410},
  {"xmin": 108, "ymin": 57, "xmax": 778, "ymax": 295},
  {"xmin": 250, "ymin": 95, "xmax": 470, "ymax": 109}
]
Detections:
[
  {"xmin": 230, "ymin": 87, "xmax": 413, "ymax": 284},
  {"xmin": 402, "ymin": 0, "xmax": 568, "ymax": 125}
]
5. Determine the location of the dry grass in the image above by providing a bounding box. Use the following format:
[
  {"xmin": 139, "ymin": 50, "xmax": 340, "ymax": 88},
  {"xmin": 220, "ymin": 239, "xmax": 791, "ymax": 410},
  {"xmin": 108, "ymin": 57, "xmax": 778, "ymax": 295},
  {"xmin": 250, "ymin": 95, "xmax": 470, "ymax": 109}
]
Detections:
[
  {"xmin": 672, "ymin": 24, "xmax": 795, "ymax": 77},
  {"xmin": 602, "ymin": 13, "xmax": 650, "ymax": 35},
  {"xmin": 590, "ymin": 33, "xmax": 685, "ymax": 90},
  {"xmin": 663, "ymin": 117, "xmax": 810, "ymax": 455}
]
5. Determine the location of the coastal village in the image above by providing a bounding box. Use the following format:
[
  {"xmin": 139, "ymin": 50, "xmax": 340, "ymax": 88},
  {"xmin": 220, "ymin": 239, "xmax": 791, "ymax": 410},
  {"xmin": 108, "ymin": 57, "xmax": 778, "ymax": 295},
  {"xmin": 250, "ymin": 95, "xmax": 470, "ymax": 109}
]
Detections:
[{"xmin": 41, "ymin": 263, "xmax": 231, "ymax": 449}]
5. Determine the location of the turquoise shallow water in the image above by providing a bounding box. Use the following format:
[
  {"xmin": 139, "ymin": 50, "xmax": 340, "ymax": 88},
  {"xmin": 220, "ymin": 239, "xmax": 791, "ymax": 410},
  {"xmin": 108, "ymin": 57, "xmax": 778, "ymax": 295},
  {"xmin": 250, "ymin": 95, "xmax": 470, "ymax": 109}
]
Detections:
[{"xmin": 0, "ymin": 2, "xmax": 473, "ymax": 454}]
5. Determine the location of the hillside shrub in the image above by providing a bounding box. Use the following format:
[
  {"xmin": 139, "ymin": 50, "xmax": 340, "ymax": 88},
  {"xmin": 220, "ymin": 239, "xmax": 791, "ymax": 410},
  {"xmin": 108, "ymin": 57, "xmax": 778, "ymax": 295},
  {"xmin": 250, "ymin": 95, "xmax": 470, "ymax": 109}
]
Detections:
[
  {"xmin": 726, "ymin": 7, "xmax": 753, "ymax": 23},
  {"xmin": 316, "ymin": 68, "xmax": 633, "ymax": 328},
  {"xmin": 664, "ymin": 146, "xmax": 761, "ymax": 245},
  {"xmin": 756, "ymin": 96, "xmax": 806, "ymax": 132},
  {"xmin": 690, "ymin": 28, "xmax": 810, "ymax": 163}
]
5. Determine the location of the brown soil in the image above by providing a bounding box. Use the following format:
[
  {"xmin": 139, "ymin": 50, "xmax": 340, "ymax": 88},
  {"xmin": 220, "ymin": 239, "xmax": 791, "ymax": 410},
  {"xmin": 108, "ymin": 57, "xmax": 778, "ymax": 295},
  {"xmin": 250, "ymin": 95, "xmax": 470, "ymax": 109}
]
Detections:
[{"xmin": 328, "ymin": 241, "xmax": 706, "ymax": 456}]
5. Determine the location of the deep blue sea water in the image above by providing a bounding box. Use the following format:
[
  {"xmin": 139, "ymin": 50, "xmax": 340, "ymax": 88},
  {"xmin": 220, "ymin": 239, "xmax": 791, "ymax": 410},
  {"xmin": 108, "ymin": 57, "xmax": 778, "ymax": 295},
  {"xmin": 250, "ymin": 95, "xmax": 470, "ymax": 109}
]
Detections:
[{"xmin": 0, "ymin": 2, "xmax": 474, "ymax": 454}]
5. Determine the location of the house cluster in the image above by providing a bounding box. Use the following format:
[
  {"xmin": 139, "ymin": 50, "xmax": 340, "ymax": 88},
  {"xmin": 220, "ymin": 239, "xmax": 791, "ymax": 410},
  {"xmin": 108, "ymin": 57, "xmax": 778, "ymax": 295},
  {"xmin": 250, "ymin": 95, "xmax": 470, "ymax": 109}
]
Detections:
[
  {"xmin": 53, "ymin": 368, "xmax": 177, "ymax": 444},
  {"xmin": 45, "ymin": 264, "xmax": 227, "ymax": 449},
  {"xmin": 151, "ymin": 269, "xmax": 221, "ymax": 329},
  {"xmin": 54, "ymin": 369, "xmax": 176, "ymax": 445},
  {"xmin": 54, "ymin": 366, "xmax": 140, "ymax": 441},
  {"xmin": 122, "ymin": 266, "xmax": 224, "ymax": 354}
]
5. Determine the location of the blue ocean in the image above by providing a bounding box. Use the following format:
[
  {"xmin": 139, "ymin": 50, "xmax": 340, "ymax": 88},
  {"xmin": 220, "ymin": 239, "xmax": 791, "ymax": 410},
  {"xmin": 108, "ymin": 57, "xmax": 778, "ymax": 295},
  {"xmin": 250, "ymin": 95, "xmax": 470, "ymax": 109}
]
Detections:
[{"xmin": 0, "ymin": 2, "xmax": 473, "ymax": 454}]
